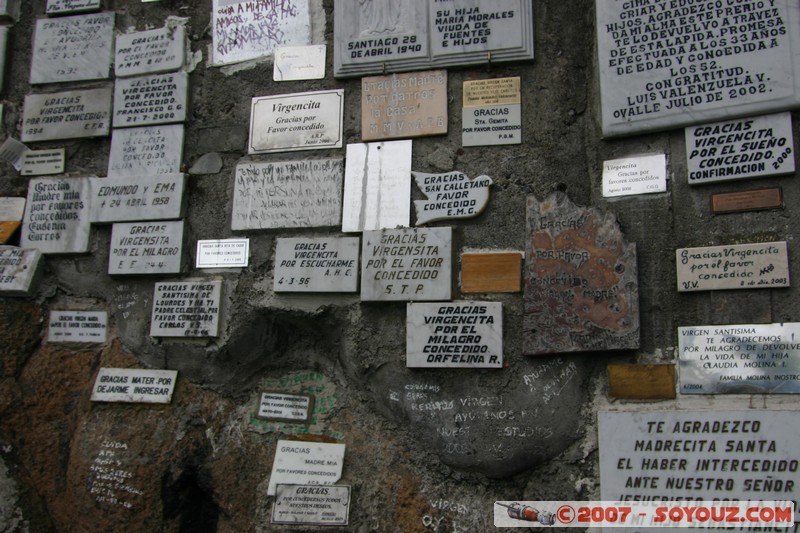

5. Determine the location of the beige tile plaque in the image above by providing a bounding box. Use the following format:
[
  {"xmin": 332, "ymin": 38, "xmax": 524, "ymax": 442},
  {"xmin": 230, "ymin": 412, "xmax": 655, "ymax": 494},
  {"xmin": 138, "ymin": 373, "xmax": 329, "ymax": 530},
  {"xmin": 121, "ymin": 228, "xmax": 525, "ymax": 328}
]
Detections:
[
  {"xmin": 463, "ymin": 77, "xmax": 520, "ymax": 107},
  {"xmin": 676, "ymin": 241, "xmax": 790, "ymax": 291}
]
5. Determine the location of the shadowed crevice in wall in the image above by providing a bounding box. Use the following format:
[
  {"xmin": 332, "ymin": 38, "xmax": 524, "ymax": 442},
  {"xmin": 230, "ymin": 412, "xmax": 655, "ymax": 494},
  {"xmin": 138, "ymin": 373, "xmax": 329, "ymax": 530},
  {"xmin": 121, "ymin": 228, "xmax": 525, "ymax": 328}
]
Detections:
[{"xmin": 161, "ymin": 463, "xmax": 219, "ymax": 533}]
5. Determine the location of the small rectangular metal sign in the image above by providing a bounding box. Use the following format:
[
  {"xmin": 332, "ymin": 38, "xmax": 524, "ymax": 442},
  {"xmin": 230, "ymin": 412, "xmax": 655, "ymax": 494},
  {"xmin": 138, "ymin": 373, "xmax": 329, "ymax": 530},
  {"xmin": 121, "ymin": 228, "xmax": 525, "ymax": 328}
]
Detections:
[
  {"xmin": 91, "ymin": 368, "xmax": 177, "ymax": 404},
  {"xmin": 271, "ymin": 484, "xmax": 350, "ymax": 526},
  {"xmin": 257, "ymin": 392, "xmax": 313, "ymax": 423},
  {"xmin": 20, "ymin": 149, "xmax": 65, "ymax": 176},
  {"xmin": 196, "ymin": 239, "xmax": 249, "ymax": 268},
  {"xmin": 711, "ymin": 188, "xmax": 783, "ymax": 215},
  {"xmin": 47, "ymin": 310, "xmax": 107, "ymax": 343}
]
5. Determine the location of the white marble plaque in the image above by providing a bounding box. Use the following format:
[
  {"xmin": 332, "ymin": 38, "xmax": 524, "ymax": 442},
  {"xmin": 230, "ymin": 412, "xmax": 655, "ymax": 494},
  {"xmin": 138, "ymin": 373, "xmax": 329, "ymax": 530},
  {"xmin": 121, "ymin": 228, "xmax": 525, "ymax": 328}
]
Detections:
[
  {"xmin": 89, "ymin": 174, "xmax": 186, "ymax": 223},
  {"xmin": 114, "ymin": 24, "xmax": 186, "ymax": 77},
  {"xmin": 273, "ymin": 237, "xmax": 359, "ymax": 292},
  {"xmin": 267, "ymin": 440, "xmax": 345, "ymax": 496},
  {"xmin": 258, "ymin": 392, "xmax": 313, "ymax": 422},
  {"xmin": 232, "ymin": 159, "xmax": 343, "ymax": 230},
  {"xmin": 686, "ymin": 113, "xmax": 795, "ymax": 185},
  {"xmin": 274, "ymin": 45, "xmax": 326, "ymax": 81},
  {"xmin": 196, "ymin": 239, "xmax": 249, "ymax": 268},
  {"xmin": 91, "ymin": 368, "xmax": 177, "ymax": 404},
  {"xmin": 21, "ymin": 177, "xmax": 91, "ymax": 254},
  {"xmin": 107, "ymin": 124, "xmax": 184, "ymax": 178},
  {"xmin": 212, "ymin": 0, "xmax": 311, "ymax": 67},
  {"xmin": 680, "ymin": 323, "xmax": 800, "ymax": 395},
  {"xmin": 341, "ymin": 141, "xmax": 411, "ymax": 232},
  {"xmin": 406, "ymin": 302, "xmax": 502, "ymax": 368},
  {"xmin": 361, "ymin": 227, "xmax": 451, "ymax": 301},
  {"xmin": 597, "ymin": 1, "xmax": 800, "ymax": 137},
  {"xmin": 150, "ymin": 279, "xmax": 221, "ymax": 337},
  {"xmin": 412, "ymin": 171, "xmax": 492, "ymax": 225},
  {"xmin": 21, "ymin": 149, "xmax": 66, "ymax": 176},
  {"xmin": 30, "ymin": 12, "xmax": 115, "ymax": 84},
  {"xmin": 0, "ymin": 246, "xmax": 43, "ymax": 296},
  {"xmin": 0, "ymin": 138, "xmax": 27, "ymax": 171},
  {"xmin": 462, "ymin": 104, "xmax": 521, "ymax": 146},
  {"xmin": 677, "ymin": 242, "xmax": 790, "ymax": 292},
  {"xmin": 113, "ymin": 72, "xmax": 188, "ymax": 127},
  {"xmin": 22, "ymin": 87, "xmax": 112, "ymax": 142},
  {"xmin": 600, "ymin": 410, "xmax": 800, "ymax": 518},
  {"xmin": 272, "ymin": 484, "xmax": 350, "ymax": 526},
  {"xmin": 46, "ymin": 0, "xmax": 101, "ymax": 15},
  {"xmin": 249, "ymin": 90, "xmax": 344, "ymax": 154},
  {"xmin": 0, "ymin": 198, "xmax": 24, "ymax": 221},
  {"xmin": 109, "ymin": 220, "xmax": 184, "ymax": 275},
  {"xmin": 602, "ymin": 154, "xmax": 667, "ymax": 198},
  {"xmin": 47, "ymin": 310, "xmax": 107, "ymax": 343}
]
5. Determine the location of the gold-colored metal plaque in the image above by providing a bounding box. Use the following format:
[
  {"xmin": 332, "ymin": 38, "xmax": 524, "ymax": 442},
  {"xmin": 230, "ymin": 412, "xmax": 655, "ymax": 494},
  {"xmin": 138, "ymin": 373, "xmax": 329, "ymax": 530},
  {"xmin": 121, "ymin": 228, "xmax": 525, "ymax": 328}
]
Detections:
[
  {"xmin": 608, "ymin": 364, "xmax": 676, "ymax": 399},
  {"xmin": 463, "ymin": 77, "xmax": 520, "ymax": 107},
  {"xmin": 711, "ymin": 188, "xmax": 782, "ymax": 214}
]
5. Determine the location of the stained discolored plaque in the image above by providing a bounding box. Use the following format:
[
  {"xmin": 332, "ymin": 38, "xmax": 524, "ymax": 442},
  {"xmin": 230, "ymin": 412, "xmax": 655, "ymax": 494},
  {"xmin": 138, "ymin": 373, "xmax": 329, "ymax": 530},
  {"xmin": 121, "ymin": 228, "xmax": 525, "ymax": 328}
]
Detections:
[
  {"xmin": 607, "ymin": 364, "xmax": 675, "ymax": 399},
  {"xmin": 523, "ymin": 193, "xmax": 639, "ymax": 354},
  {"xmin": 711, "ymin": 188, "xmax": 783, "ymax": 214},
  {"xmin": 460, "ymin": 252, "xmax": 521, "ymax": 293}
]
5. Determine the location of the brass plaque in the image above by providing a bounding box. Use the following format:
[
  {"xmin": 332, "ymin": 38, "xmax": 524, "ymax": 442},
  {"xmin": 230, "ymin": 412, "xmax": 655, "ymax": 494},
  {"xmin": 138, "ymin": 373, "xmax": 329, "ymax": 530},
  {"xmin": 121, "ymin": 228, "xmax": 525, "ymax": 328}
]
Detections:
[
  {"xmin": 607, "ymin": 364, "xmax": 675, "ymax": 399},
  {"xmin": 463, "ymin": 77, "xmax": 520, "ymax": 107},
  {"xmin": 461, "ymin": 252, "xmax": 521, "ymax": 293},
  {"xmin": 711, "ymin": 188, "xmax": 782, "ymax": 214}
]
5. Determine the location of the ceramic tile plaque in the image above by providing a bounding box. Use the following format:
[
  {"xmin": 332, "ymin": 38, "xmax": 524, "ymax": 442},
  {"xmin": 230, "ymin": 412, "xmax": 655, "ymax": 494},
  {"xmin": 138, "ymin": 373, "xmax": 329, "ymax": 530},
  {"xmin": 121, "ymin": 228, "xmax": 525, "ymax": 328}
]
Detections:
[
  {"xmin": 196, "ymin": 239, "xmax": 249, "ymax": 269},
  {"xmin": 0, "ymin": 246, "xmax": 43, "ymax": 296},
  {"xmin": 30, "ymin": 12, "xmax": 115, "ymax": 84},
  {"xmin": 108, "ymin": 220, "xmax": 184, "ymax": 275},
  {"xmin": 273, "ymin": 237, "xmax": 359, "ymax": 292},
  {"xmin": 599, "ymin": 410, "xmax": 800, "ymax": 507},
  {"xmin": 257, "ymin": 392, "xmax": 313, "ymax": 422},
  {"xmin": 341, "ymin": 141, "xmax": 411, "ymax": 232},
  {"xmin": 21, "ymin": 149, "xmax": 66, "ymax": 176},
  {"xmin": 360, "ymin": 227, "xmax": 451, "ymax": 301},
  {"xmin": 107, "ymin": 124, "xmax": 184, "ymax": 177},
  {"xmin": 711, "ymin": 188, "xmax": 783, "ymax": 215},
  {"xmin": 333, "ymin": 0, "xmax": 534, "ymax": 77},
  {"xmin": 676, "ymin": 241, "xmax": 790, "ymax": 292},
  {"xmin": 602, "ymin": 154, "xmax": 667, "ymax": 197},
  {"xmin": 462, "ymin": 104, "xmax": 521, "ymax": 146},
  {"xmin": 273, "ymin": 45, "xmax": 326, "ymax": 81},
  {"xmin": 267, "ymin": 440, "xmax": 345, "ymax": 496},
  {"xmin": 231, "ymin": 159, "xmax": 343, "ymax": 230},
  {"xmin": 406, "ymin": 301, "xmax": 502, "ymax": 368},
  {"xmin": 22, "ymin": 87, "xmax": 112, "ymax": 142},
  {"xmin": 91, "ymin": 368, "xmax": 177, "ymax": 404},
  {"xmin": 679, "ymin": 323, "xmax": 800, "ymax": 394},
  {"xmin": 686, "ymin": 113, "xmax": 795, "ymax": 185},
  {"xmin": 597, "ymin": 1, "xmax": 800, "ymax": 137},
  {"xmin": 524, "ymin": 193, "xmax": 640, "ymax": 354},
  {"xmin": 212, "ymin": 0, "xmax": 311, "ymax": 67},
  {"xmin": 272, "ymin": 484, "xmax": 350, "ymax": 526},
  {"xmin": 113, "ymin": 72, "xmax": 188, "ymax": 127},
  {"xmin": 150, "ymin": 279, "xmax": 221, "ymax": 337},
  {"xmin": 89, "ymin": 174, "xmax": 186, "ymax": 223},
  {"xmin": 249, "ymin": 90, "xmax": 344, "ymax": 154},
  {"xmin": 115, "ymin": 25, "xmax": 186, "ymax": 77},
  {"xmin": 47, "ymin": 310, "xmax": 107, "ymax": 343},
  {"xmin": 21, "ymin": 177, "xmax": 91, "ymax": 254},
  {"xmin": 46, "ymin": 0, "xmax": 101, "ymax": 15},
  {"xmin": 412, "ymin": 170, "xmax": 492, "ymax": 225},
  {"xmin": 361, "ymin": 70, "xmax": 447, "ymax": 141}
]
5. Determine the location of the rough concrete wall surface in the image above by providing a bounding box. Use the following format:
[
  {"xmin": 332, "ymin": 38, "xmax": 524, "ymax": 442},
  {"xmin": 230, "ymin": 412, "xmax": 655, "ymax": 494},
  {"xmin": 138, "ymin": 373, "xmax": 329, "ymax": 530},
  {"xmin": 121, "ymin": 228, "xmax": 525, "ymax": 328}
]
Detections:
[{"xmin": 0, "ymin": 0, "xmax": 798, "ymax": 532}]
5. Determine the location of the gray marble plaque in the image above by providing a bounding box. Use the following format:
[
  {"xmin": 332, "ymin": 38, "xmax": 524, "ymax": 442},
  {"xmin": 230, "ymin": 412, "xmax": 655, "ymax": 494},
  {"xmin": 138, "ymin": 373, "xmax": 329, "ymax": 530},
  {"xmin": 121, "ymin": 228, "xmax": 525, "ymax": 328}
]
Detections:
[
  {"xmin": 0, "ymin": 198, "xmax": 24, "ymax": 221},
  {"xmin": 0, "ymin": 246, "xmax": 43, "ymax": 296},
  {"xmin": 686, "ymin": 112, "xmax": 795, "ymax": 185},
  {"xmin": 267, "ymin": 440, "xmax": 345, "ymax": 496},
  {"xmin": 676, "ymin": 241, "xmax": 790, "ymax": 292},
  {"xmin": 30, "ymin": 12, "xmax": 114, "ymax": 84},
  {"xmin": 107, "ymin": 124, "xmax": 184, "ymax": 178},
  {"xmin": 249, "ymin": 89, "xmax": 344, "ymax": 154},
  {"xmin": 597, "ymin": 1, "xmax": 800, "ymax": 137},
  {"xmin": 273, "ymin": 237, "xmax": 359, "ymax": 292},
  {"xmin": 412, "ymin": 170, "xmax": 492, "ymax": 225},
  {"xmin": 602, "ymin": 154, "xmax": 667, "ymax": 197},
  {"xmin": 679, "ymin": 323, "xmax": 800, "ymax": 394},
  {"xmin": 212, "ymin": 0, "xmax": 311, "ymax": 67},
  {"xmin": 360, "ymin": 227, "xmax": 451, "ymax": 301},
  {"xmin": 109, "ymin": 220, "xmax": 184, "ymax": 275},
  {"xmin": 47, "ymin": 310, "xmax": 107, "ymax": 343},
  {"xmin": 600, "ymin": 410, "xmax": 800, "ymax": 513},
  {"xmin": 21, "ymin": 149, "xmax": 66, "ymax": 176},
  {"xmin": 21, "ymin": 177, "xmax": 91, "ymax": 254},
  {"xmin": 113, "ymin": 72, "xmax": 188, "ymax": 127},
  {"xmin": 46, "ymin": 0, "xmax": 101, "ymax": 15},
  {"xmin": 91, "ymin": 368, "xmax": 177, "ymax": 404},
  {"xmin": 196, "ymin": 239, "xmax": 249, "ymax": 268},
  {"xmin": 22, "ymin": 87, "xmax": 112, "ymax": 142},
  {"xmin": 150, "ymin": 279, "xmax": 221, "ymax": 337},
  {"xmin": 115, "ymin": 24, "xmax": 186, "ymax": 78},
  {"xmin": 89, "ymin": 174, "xmax": 186, "ymax": 223},
  {"xmin": 341, "ymin": 140, "xmax": 411, "ymax": 232},
  {"xmin": 232, "ymin": 159, "xmax": 343, "ymax": 230},
  {"xmin": 272, "ymin": 484, "xmax": 350, "ymax": 526},
  {"xmin": 273, "ymin": 45, "xmax": 326, "ymax": 81},
  {"xmin": 462, "ymin": 103, "xmax": 521, "ymax": 146},
  {"xmin": 406, "ymin": 302, "xmax": 502, "ymax": 368}
]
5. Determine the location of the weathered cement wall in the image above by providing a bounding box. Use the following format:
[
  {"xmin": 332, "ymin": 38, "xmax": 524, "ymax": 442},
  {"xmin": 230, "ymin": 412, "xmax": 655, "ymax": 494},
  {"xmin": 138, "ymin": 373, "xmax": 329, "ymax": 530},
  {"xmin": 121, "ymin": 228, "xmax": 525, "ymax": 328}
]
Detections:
[{"xmin": 1, "ymin": 0, "xmax": 799, "ymax": 531}]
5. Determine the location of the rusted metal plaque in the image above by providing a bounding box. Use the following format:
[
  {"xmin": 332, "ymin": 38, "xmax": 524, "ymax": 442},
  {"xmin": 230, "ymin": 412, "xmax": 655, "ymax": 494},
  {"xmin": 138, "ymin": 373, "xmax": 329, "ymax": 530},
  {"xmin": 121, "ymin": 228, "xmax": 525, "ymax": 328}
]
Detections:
[
  {"xmin": 711, "ymin": 188, "xmax": 783, "ymax": 215},
  {"xmin": 523, "ymin": 193, "xmax": 639, "ymax": 354}
]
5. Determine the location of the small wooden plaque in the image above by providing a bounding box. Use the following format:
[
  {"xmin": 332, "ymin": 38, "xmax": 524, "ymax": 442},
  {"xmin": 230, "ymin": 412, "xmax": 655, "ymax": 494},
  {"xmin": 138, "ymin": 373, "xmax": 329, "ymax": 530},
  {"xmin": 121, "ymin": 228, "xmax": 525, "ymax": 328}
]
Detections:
[
  {"xmin": 461, "ymin": 252, "xmax": 522, "ymax": 293},
  {"xmin": 0, "ymin": 221, "xmax": 20, "ymax": 244},
  {"xmin": 607, "ymin": 364, "xmax": 675, "ymax": 399},
  {"xmin": 711, "ymin": 187, "xmax": 782, "ymax": 214}
]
